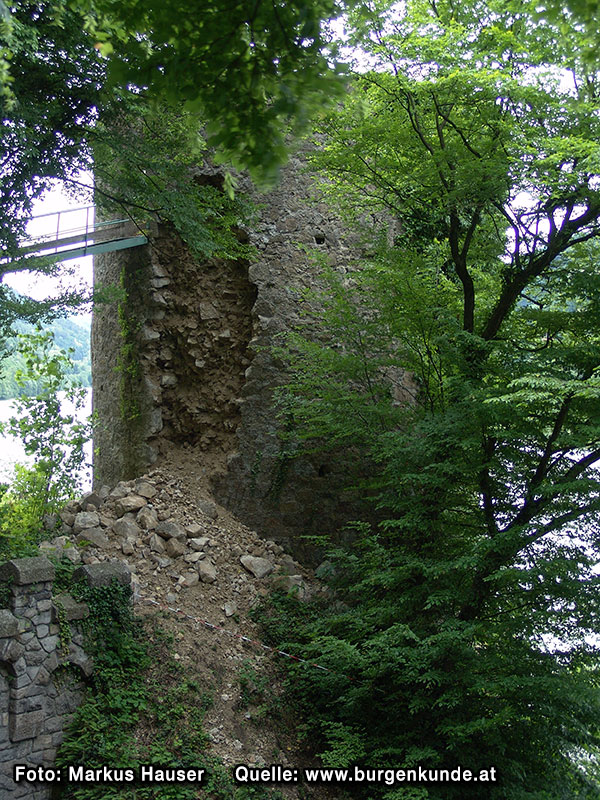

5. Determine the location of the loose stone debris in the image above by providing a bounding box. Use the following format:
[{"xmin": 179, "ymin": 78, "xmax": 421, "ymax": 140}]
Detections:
[{"xmin": 38, "ymin": 467, "xmax": 322, "ymax": 794}]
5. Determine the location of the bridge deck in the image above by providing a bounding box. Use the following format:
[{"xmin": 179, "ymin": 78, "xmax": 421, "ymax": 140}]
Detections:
[{"xmin": 1, "ymin": 206, "xmax": 149, "ymax": 265}]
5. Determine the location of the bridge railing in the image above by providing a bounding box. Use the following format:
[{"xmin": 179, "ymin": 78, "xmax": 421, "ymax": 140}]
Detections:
[{"xmin": 1, "ymin": 206, "xmax": 149, "ymax": 264}]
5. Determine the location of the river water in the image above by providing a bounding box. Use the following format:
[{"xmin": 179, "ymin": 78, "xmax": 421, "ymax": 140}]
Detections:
[{"xmin": 0, "ymin": 388, "xmax": 93, "ymax": 491}]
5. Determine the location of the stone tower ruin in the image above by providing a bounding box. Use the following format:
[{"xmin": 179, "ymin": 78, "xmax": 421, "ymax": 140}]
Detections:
[{"xmin": 92, "ymin": 148, "xmax": 365, "ymax": 553}]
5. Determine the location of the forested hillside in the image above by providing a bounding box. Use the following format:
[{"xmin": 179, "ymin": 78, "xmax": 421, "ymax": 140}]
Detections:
[{"xmin": 0, "ymin": 318, "xmax": 90, "ymax": 399}]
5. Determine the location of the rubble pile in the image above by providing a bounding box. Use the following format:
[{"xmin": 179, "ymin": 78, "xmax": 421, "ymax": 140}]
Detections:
[{"xmin": 38, "ymin": 468, "xmax": 321, "ymax": 778}]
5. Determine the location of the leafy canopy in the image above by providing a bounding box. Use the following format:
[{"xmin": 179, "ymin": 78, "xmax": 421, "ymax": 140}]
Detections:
[
  {"xmin": 1, "ymin": 0, "xmax": 351, "ymax": 185},
  {"xmin": 269, "ymin": 1, "xmax": 600, "ymax": 797}
]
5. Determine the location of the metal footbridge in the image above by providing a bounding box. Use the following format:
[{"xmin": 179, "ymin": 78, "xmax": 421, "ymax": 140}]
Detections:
[{"xmin": 1, "ymin": 205, "xmax": 148, "ymax": 265}]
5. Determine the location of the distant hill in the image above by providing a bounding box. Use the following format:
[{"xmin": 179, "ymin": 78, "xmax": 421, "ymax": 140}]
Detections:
[{"xmin": 0, "ymin": 317, "xmax": 91, "ymax": 400}]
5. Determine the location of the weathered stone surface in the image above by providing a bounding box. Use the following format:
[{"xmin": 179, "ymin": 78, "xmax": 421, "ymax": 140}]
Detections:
[
  {"xmin": 52, "ymin": 594, "xmax": 89, "ymax": 622},
  {"xmin": 240, "ymin": 555, "xmax": 273, "ymax": 579},
  {"xmin": 109, "ymin": 483, "xmax": 130, "ymax": 499},
  {"xmin": 149, "ymin": 534, "xmax": 165, "ymax": 554},
  {"xmin": 68, "ymin": 648, "xmax": 93, "ymax": 677},
  {"xmin": 63, "ymin": 547, "xmax": 82, "ymax": 565},
  {"xmin": 112, "ymin": 517, "xmax": 141, "ymax": 540},
  {"xmin": 156, "ymin": 520, "xmax": 186, "ymax": 541},
  {"xmin": 0, "ymin": 610, "xmax": 18, "ymax": 637},
  {"xmin": 40, "ymin": 635, "xmax": 59, "ymax": 653},
  {"xmin": 165, "ymin": 538, "xmax": 186, "ymax": 559},
  {"xmin": 114, "ymin": 495, "xmax": 147, "ymax": 517},
  {"xmin": 73, "ymin": 562, "xmax": 131, "ymax": 588},
  {"xmin": 9, "ymin": 710, "xmax": 44, "ymax": 742},
  {"xmin": 42, "ymin": 513, "xmax": 58, "ymax": 532},
  {"xmin": 197, "ymin": 499, "xmax": 218, "ymax": 519},
  {"xmin": 182, "ymin": 572, "xmax": 199, "ymax": 588},
  {"xmin": 80, "ymin": 491, "xmax": 102, "ymax": 509},
  {"xmin": 199, "ymin": 300, "xmax": 220, "ymax": 320},
  {"xmin": 0, "ymin": 557, "xmax": 54, "ymax": 586},
  {"xmin": 189, "ymin": 537, "xmax": 210, "ymax": 551},
  {"xmin": 137, "ymin": 506, "xmax": 158, "ymax": 530},
  {"xmin": 73, "ymin": 511, "xmax": 100, "ymax": 533},
  {"xmin": 185, "ymin": 523, "xmax": 204, "ymax": 537},
  {"xmin": 134, "ymin": 480, "xmax": 157, "ymax": 499},
  {"xmin": 76, "ymin": 528, "xmax": 110, "ymax": 549},
  {"xmin": 184, "ymin": 552, "xmax": 204, "ymax": 563},
  {"xmin": 197, "ymin": 560, "xmax": 217, "ymax": 584}
]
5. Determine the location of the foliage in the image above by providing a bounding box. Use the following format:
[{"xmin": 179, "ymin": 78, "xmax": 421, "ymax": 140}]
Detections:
[
  {"xmin": 55, "ymin": 0, "xmax": 349, "ymax": 184},
  {"xmin": 0, "ymin": 317, "xmax": 90, "ymax": 399},
  {"xmin": 267, "ymin": 1, "xmax": 600, "ymax": 797},
  {"xmin": 56, "ymin": 593, "xmax": 285, "ymax": 800},
  {"xmin": 92, "ymin": 100, "xmax": 256, "ymax": 262},
  {"xmin": 1, "ymin": 0, "xmax": 334, "ymax": 357},
  {"xmin": 0, "ymin": 328, "xmax": 90, "ymax": 556},
  {"xmin": 0, "ymin": 0, "xmax": 104, "ymax": 258}
]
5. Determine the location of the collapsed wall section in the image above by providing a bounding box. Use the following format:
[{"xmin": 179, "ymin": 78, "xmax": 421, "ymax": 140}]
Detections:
[
  {"xmin": 93, "ymin": 149, "xmax": 369, "ymax": 552},
  {"xmin": 93, "ymin": 222, "xmax": 258, "ymax": 486}
]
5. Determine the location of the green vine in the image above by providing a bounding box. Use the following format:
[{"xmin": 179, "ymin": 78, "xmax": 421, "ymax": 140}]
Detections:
[
  {"xmin": 116, "ymin": 266, "xmax": 143, "ymax": 424},
  {"xmin": 53, "ymin": 596, "xmax": 72, "ymax": 657},
  {"xmin": 0, "ymin": 575, "xmax": 13, "ymax": 609}
]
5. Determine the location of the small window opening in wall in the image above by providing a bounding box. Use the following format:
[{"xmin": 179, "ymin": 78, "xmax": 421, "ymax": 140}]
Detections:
[{"xmin": 314, "ymin": 234, "xmax": 326, "ymax": 245}]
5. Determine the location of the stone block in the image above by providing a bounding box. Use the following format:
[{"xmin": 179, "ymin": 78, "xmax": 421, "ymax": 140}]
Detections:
[
  {"xmin": 73, "ymin": 510, "xmax": 100, "ymax": 533},
  {"xmin": 112, "ymin": 517, "xmax": 141, "ymax": 540},
  {"xmin": 40, "ymin": 635, "xmax": 59, "ymax": 654},
  {"xmin": 25, "ymin": 650, "xmax": 47, "ymax": 666},
  {"xmin": 134, "ymin": 480, "xmax": 157, "ymax": 499},
  {"xmin": 240, "ymin": 555, "xmax": 274, "ymax": 579},
  {"xmin": 0, "ymin": 609, "xmax": 18, "ymax": 637},
  {"xmin": 137, "ymin": 507, "xmax": 158, "ymax": 530},
  {"xmin": 44, "ymin": 715, "xmax": 62, "ymax": 732},
  {"xmin": 165, "ymin": 538, "xmax": 186, "ymax": 559},
  {"xmin": 114, "ymin": 495, "xmax": 147, "ymax": 517},
  {"xmin": 76, "ymin": 528, "xmax": 110, "ymax": 549},
  {"xmin": 155, "ymin": 520, "xmax": 186, "ymax": 541},
  {"xmin": 0, "ymin": 638, "xmax": 24, "ymax": 663},
  {"xmin": 197, "ymin": 560, "xmax": 217, "ymax": 584},
  {"xmin": 73, "ymin": 562, "xmax": 131, "ymax": 588},
  {"xmin": 10, "ymin": 693, "xmax": 43, "ymax": 713},
  {"xmin": 0, "ymin": 557, "xmax": 54, "ymax": 586},
  {"xmin": 9, "ymin": 710, "xmax": 44, "ymax": 742},
  {"xmin": 52, "ymin": 594, "xmax": 89, "ymax": 622}
]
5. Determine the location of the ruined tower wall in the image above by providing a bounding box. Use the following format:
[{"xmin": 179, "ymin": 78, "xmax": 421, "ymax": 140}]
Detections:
[{"xmin": 92, "ymin": 151, "xmax": 366, "ymax": 552}]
